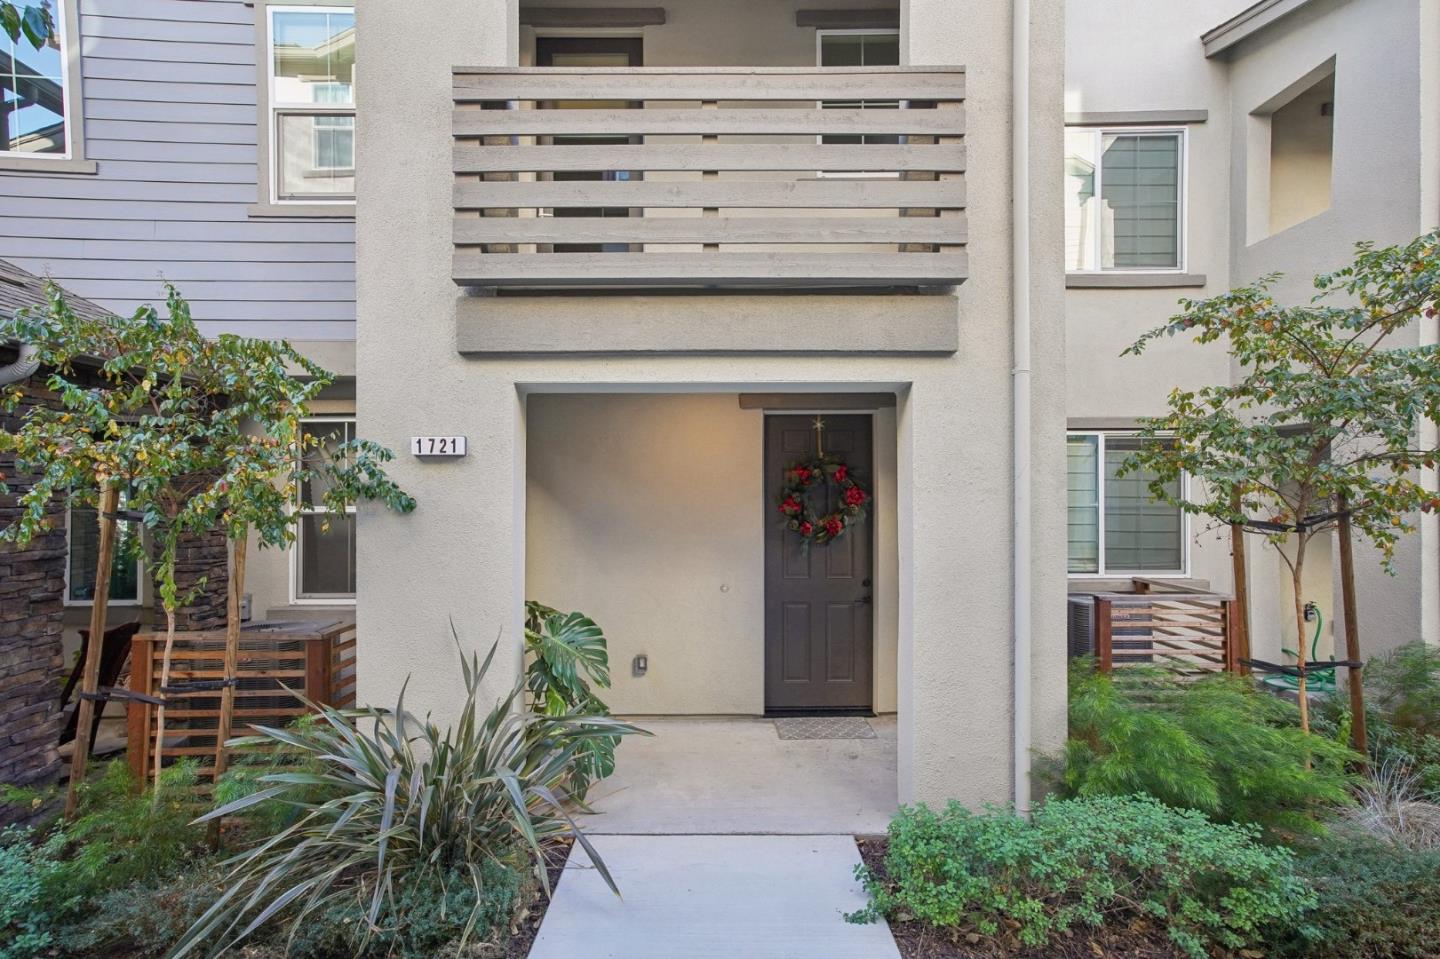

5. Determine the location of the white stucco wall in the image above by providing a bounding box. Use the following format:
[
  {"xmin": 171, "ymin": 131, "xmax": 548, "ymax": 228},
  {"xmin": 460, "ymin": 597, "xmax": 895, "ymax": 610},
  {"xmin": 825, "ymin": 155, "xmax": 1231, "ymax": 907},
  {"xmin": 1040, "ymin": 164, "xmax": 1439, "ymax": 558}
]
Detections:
[{"xmin": 525, "ymin": 393, "xmax": 899, "ymax": 716}]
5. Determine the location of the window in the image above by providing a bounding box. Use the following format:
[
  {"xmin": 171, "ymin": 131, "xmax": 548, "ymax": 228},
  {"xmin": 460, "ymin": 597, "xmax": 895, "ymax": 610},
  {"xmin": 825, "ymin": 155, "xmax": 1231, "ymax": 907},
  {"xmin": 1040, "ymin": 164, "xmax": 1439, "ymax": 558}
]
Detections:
[
  {"xmin": 1065, "ymin": 128, "xmax": 1184, "ymax": 272},
  {"xmin": 817, "ymin": 30, "xmax": 901, "ymax": 149},
  {"xmin": 66, "ymin": 496, "xmax": 142, "ymax": 605},
  {"xmin": 2, "ymin": 0, "xmax": 71, "ymax": 157},
  {"xmin": 1067, "ymin": 433, "xmax": 1186, "ymax": 575},
  {"xmin": 294, "ymin": 418, "xmax": 356, "ymax": 601},
  {"xmin": 267, "ymin": 6, "xmax": 355, "ymax": 202}
]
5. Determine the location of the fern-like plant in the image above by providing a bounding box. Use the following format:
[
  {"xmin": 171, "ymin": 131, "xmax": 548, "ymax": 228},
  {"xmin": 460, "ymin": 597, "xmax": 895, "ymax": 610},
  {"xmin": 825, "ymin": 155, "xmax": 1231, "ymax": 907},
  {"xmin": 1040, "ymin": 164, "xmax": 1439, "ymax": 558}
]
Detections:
[
  {"xmin": 1065, "ymin": 665, "xmax": 1359, "ymax": 838},
  {"xmin": 524, "ymin": 600, "xmax": 620, "ymax": 799},
  {"xmin": 167, "ymin": 633, "xmax": 643, "ymax": 959}
]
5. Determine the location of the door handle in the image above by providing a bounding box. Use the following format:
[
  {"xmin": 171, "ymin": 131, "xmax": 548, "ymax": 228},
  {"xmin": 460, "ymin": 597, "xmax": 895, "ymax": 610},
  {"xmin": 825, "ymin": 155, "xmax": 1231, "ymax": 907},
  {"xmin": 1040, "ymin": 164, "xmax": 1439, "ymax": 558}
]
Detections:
[{"xmin": 857, "ymin": 595, "xmax": 872, "ymax": 605}]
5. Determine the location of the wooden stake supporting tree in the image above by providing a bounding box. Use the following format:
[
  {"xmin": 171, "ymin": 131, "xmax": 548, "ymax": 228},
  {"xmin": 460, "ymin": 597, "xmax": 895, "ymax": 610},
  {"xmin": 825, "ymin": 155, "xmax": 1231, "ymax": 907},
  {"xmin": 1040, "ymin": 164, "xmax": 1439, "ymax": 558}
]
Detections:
[
  {"xmin": 1121, "ymin": 230, "xmax": 1440, "ymax": 736},
  {"xmin": 64, "ymin": 484, "xmax": 118, "ymax": 818},
  {"xmin": 0, "ymin": 283, "xmax": 415, "ymax": 804}
]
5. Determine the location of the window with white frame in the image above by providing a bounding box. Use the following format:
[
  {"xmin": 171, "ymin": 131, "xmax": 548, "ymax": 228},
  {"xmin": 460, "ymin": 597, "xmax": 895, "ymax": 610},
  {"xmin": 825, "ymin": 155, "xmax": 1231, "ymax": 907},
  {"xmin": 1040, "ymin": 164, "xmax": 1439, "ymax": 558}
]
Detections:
[
  {"xmin": 267, "ymin": 6, "xmax": 355, "ymax": 201},
  {"xmin": 66, "ymin": 495, "xmax": 143, "ymax": 604},
  {"xmin": 1067, "ymin": 433, "xmax": 1186, "ymax": 575},
  {"xmin": 2, "ymin": 0, "xmax": 71, "ymax": 156},
  {"xmin": 817, "ymin": 30, "xmax": 901, "ymax": 147},
  {"xmin": 294, "ymin": 418, "xmax": 356, "ymax": 600},
  {"xmin": 1064, "ymin": 128, "xmax": 1184, "ymax": 272}
]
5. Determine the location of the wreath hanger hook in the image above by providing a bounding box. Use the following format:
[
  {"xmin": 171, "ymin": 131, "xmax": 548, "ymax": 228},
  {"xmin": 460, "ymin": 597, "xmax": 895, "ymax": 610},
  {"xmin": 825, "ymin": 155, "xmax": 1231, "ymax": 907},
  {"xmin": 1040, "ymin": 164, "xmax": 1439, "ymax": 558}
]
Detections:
[{"xmin": 812, "ymin": 416, "xmax": 826, "ymax": 458}]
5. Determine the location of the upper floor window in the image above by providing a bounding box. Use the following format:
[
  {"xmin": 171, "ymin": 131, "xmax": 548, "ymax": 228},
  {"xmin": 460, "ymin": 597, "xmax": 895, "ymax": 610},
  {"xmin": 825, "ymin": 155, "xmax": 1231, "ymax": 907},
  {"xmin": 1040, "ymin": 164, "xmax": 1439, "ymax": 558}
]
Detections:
[
  {"xmin": 2, "ymin": 0, "xmax": 70, "ymax": 157},
  {"xmin": 267, "ymin": 5, "xmax": 355, "ymax": 203},
  {"xmin": 1067, "ymin": 433, "xmax": 1186, "ymax": 576},
  {"xmin": 1065, "ymin": 128, "xmax": 1184, "ymax": 273},
  {"xmin": 294, "ymin": 417, "xmax": 356, "ymax": 602},
  {"xmin": 817, "ymin": 30, "xmax": 900, "ymax": 147}
]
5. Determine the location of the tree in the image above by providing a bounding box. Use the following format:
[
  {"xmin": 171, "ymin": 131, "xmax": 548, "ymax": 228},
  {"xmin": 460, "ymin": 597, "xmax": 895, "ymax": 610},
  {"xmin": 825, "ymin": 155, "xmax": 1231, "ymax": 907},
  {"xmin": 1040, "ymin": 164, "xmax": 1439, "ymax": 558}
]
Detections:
[
  {"xmin": 0, "ymin": 283, "xmax": 415, "ymax": 806},
  {"xmin": 1121, "ymin": 230, "xmax": 1440, "ymax": 736}
]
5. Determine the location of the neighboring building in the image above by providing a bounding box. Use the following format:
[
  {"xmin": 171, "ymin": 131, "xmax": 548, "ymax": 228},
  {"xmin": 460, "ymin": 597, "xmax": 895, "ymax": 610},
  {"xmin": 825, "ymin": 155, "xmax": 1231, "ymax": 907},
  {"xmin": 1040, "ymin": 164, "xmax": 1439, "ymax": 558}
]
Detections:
[{"xmin": 1065, "ymin": 0, "xmax": 1440, "ymax": 665}]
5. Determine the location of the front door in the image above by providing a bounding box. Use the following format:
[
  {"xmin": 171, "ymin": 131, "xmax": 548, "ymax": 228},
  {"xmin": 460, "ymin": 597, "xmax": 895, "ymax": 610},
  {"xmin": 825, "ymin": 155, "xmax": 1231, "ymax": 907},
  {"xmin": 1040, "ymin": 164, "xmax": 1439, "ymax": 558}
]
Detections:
[{"xmin": 764, "ymin": 415, "xmax": 874, "ymax": 712}]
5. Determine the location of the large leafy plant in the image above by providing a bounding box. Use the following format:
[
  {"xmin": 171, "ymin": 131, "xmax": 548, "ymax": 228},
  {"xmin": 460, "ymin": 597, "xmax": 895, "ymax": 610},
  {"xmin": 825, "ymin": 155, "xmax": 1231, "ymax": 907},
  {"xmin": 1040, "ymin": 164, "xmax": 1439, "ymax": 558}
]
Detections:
[
  {"xmin": 524, "ymin": 600, "xmax": 619, "ymax": 799},
  {"xmin": 168, "ymin": 635, "xmax": 643, "ymax": 959},
  {"xmin": 849, "ymin": 795, "xmax": 1313, "ymax": 959},
  {"xmin": 1065, "ymin": 666, "xmax": 1358, "ymax": 838},
  {"xmin": 1121, "ymin": 231, "xmax": 1440, "ymax": 731}
]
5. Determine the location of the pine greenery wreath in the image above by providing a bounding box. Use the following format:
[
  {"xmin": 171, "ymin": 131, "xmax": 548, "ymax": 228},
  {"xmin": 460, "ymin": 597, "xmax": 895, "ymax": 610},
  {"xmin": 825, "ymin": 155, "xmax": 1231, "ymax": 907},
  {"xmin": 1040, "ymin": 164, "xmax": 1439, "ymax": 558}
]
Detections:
[{"xmin": 776, "ymin": 455, "xmax": 870, "ymax": 545}]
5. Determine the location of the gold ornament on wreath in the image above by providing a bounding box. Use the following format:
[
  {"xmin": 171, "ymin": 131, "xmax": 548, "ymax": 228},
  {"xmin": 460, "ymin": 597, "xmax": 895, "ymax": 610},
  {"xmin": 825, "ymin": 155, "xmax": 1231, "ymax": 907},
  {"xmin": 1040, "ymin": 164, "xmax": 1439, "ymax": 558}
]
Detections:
[{"xmin": 775, "ymin": 417, "xmax": 870, "ymax": 545}]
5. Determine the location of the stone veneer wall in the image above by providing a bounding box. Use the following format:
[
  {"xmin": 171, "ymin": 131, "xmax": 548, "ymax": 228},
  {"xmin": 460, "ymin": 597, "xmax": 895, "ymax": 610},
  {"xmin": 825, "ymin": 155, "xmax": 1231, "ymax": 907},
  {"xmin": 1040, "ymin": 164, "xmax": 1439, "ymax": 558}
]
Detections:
[{"xmin": 0, "ymin": 377, "xmax": 229, "ymax": 819}]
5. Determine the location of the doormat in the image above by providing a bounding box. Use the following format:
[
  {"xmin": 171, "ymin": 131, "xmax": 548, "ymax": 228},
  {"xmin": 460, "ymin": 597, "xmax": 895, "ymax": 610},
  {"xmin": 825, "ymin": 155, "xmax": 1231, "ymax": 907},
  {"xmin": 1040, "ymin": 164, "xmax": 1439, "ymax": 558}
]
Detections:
[{"xmin": 774, "ymin": 717, "xmax": 876, "ymax": 741}]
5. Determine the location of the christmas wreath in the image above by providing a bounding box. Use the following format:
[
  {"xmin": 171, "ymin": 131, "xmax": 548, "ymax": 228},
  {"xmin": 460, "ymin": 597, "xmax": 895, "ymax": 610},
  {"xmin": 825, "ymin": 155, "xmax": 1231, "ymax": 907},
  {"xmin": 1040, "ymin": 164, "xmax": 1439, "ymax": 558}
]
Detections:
[{"xmin": 776, "ymin": 455, "xmax": 870, "ymax": 545}]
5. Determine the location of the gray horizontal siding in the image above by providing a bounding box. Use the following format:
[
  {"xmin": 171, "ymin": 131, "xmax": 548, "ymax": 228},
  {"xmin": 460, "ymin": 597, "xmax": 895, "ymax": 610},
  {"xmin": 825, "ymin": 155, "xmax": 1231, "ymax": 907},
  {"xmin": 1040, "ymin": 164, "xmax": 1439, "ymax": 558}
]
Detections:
[{"xmin": 0, "ymin": 0, "xmax": 355, "ymax": 336}]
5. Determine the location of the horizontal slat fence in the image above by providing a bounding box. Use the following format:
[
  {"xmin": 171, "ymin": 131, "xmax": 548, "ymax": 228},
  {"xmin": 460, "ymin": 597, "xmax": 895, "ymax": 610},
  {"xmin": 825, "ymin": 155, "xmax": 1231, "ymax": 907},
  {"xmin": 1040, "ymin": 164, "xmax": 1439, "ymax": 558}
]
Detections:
[
  {"xmin": 1094, "ymin": 593, "xmax": 1238, "ymax": 677},
  {"xmin": 127, "ymin": 620, "xmax": 356, "ymax": 788},
  {"xmin": 452, "ymin": 66, "xmax": 966, "ymax": 289}
]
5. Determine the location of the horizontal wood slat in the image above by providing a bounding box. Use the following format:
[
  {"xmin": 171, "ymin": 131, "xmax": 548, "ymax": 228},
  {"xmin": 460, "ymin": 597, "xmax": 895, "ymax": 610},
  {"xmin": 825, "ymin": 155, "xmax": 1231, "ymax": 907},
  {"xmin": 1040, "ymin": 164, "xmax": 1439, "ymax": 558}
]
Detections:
[
  {"xmin": 453, "ymin": 252, "xmax": 967, "ymax": 286},
  {"xmin": 454, "ymin": 106, "xmax": 961, "ymax": 136},
  {"xmin": 453, "ymin": 215, "xmax": 967, "ymax": 245},
  {"xmin": 455, "ymin": 179, "xmax": 964, "ymax": 210},
  {"xmin": 452, "ymin": 66, "xmax": 965, "ymax": 289},
  {"xmin": 453, "ymin": 143, "xmax": 966, "ymax": 173},
  {"xmin": 453, "ymin": 68, "xmax": 964, "ymax": 102}
]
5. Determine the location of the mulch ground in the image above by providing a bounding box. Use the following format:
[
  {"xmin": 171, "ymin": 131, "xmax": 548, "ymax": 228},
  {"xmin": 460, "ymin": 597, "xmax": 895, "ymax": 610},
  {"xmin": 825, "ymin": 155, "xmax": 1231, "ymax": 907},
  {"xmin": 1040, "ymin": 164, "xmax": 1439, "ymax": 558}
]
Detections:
[
  {"xmin": 502, "ymin": 836, "xmax": 572, "ymax": 959},
  {"xmin": 855, "ymin": 837, "xmax": 1194, "ymax": 959}
]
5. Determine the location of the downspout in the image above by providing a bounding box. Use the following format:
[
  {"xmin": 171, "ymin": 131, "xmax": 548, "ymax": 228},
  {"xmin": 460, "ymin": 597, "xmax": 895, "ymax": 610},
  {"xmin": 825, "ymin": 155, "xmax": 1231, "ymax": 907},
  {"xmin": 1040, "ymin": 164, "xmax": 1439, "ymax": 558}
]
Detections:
[
  {"xmin": 1011, "ymin": 0, "xmax": 1034, "ymax": 814},
  {"xmin": 0, "ymin": 342, "xmax": 39, "ymax": 386}
]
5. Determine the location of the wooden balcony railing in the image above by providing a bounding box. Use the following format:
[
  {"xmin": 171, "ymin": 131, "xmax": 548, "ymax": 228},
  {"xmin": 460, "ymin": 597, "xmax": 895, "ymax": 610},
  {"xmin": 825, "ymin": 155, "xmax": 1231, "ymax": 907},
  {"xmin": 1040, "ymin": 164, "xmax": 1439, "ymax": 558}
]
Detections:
[{"xmin": 451, "ymin": 66, "xmax": 966, "ymax": 289}]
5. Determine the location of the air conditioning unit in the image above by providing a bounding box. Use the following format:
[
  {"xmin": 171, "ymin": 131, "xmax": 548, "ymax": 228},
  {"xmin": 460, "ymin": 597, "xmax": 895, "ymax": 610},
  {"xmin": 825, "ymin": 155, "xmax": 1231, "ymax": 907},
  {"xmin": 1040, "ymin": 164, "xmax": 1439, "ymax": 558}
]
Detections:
[{"xmin": 1067, "ymin": 595, "xmax": 1097, "ymax": 659}]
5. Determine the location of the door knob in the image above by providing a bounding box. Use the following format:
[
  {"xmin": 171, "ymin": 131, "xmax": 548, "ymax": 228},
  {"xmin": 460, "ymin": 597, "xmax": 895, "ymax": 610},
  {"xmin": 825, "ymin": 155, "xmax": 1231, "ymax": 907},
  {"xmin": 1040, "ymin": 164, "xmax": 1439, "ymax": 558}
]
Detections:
[{"xmin": 857, "ymin": 595, "xmax": 872, "ymax": 605}]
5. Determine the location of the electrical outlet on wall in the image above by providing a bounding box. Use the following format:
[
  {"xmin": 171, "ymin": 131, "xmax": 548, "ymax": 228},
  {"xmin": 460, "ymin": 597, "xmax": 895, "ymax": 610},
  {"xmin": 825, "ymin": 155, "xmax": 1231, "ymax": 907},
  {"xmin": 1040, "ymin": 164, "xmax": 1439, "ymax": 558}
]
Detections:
[{"xmin": 633, "ymin": 654, "xmax": 648, "ymax": 677}]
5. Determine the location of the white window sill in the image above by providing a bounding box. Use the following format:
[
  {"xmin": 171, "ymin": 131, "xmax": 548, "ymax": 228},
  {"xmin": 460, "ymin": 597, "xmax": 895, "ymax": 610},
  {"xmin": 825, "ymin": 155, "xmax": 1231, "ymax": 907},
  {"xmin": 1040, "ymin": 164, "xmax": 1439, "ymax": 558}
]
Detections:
[
  {"xmin": 248, "ymin": 201, "xmax": 355, "ymax": 219},
  {"xmin": 0, "ymin": 156, "xmax": 97, "ymax": 175},
  {"xmin": 1066, "ymin": 272, "xmax": 1207, "ymax": 289}
]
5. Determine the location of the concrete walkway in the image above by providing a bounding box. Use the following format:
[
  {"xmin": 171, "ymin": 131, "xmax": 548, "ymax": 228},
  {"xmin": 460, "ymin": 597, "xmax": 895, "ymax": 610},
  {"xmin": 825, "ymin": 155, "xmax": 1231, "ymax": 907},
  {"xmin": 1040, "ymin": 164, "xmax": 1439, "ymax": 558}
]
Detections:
[
  {"xmin": 527, "ymin": 834, "xmax": 902, "ymax": 959},
  {"xmin": 578, "ymin": 716, "xmax": 898, "ymax": 835}
]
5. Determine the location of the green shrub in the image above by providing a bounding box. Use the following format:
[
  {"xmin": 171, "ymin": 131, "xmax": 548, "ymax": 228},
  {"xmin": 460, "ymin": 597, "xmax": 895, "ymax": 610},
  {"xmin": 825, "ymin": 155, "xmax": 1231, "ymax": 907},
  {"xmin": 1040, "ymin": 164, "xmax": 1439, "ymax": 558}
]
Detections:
[
  {"xmin": 1065, "ymin": 665, "xmax": 1358, "ymax": 837},
  {"xmin": 283, "ymin": 860, "xmax": 524, "ymax": 959},
  {"xmin": 58, "ymin": 865, "xmax": 226, "ymax": 957},
  {"xmin": 850, "ymin": 795, "xmax": 1312, "ymax": 959},
  {"xmin": 171, "ymin": 637, "xmax": 644, "ymax": 958},
  {"xmin": 1271, "ymin": 836, "xmax": 1440, "ymax": 959},
  {"xmin": 0, "ymin": 827, "xmax": 59, "ymax": 959}
]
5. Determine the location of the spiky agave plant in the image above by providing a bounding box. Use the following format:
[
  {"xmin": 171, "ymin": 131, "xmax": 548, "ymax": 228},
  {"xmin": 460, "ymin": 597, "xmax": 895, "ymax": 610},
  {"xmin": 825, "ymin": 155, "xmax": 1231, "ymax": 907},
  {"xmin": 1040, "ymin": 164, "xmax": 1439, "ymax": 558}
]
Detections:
[{"xmin": 167, "ymin": 635, "xmax": 646, "ymax": 959}]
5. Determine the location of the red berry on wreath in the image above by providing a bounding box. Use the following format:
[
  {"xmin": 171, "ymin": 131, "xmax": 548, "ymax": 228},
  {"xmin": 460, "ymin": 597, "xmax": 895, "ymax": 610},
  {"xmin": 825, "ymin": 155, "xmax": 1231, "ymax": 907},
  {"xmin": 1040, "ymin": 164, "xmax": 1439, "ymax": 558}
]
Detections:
[
  {"xmin": 834, "ymin": 465, "xmax": 848, "ymax": 482},
  {"xmin": 825, "ymin": 516, "xmax": 844, "ymax": 538},
  {"xmin": 780, "ymin": 496, "xmax": 801, "ymax": 515},
  {"xmin": 799, "ymin": 521, "xmax": 813, "ymax": 536},
  {"xmin": 843, "ymin": 486, "xmax": 866, "ymax": 507}
]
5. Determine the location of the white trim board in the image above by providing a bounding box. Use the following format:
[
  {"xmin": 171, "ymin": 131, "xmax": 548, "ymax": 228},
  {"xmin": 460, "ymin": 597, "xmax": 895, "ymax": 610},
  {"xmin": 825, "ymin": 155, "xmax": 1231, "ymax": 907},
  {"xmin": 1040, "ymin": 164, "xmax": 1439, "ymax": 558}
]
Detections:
[{"xmin": 1202, "ymin": 0, "xmax": 1321, "ymax": 58}]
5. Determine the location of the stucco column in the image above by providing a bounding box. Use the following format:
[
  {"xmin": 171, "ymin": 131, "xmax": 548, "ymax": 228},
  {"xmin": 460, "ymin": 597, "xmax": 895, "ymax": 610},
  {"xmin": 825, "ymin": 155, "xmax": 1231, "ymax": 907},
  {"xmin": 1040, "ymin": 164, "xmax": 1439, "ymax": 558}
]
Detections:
[
  {"xmin": 899, "ymin": 0, "xmax": 1067, "ymax": 807},
  {"xmin": 355, "ymin": 0, "xmax": 523, "ymax": 722}
]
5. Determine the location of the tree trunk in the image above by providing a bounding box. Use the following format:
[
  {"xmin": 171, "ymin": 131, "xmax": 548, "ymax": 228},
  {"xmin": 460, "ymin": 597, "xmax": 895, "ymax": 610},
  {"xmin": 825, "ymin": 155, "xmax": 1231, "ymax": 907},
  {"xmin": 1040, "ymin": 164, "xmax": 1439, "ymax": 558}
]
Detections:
[
  {"xmin": 65, "ymin": 485, "xmax": 119, "ymax": 819},
  {"xmin": 152, "ymin": 603, "xmax": 178, "ymax": 803},
  {"xmin": 1290, "ymin": 537, "xmax": 1311, "ymax": 734},
  {"xmin": 1337, "ymin": 493, "xmax": 1367, "ymax": 760},
  {"xmin": 213, "ymin": 526, "xmax": 248, "ymax": 779}
]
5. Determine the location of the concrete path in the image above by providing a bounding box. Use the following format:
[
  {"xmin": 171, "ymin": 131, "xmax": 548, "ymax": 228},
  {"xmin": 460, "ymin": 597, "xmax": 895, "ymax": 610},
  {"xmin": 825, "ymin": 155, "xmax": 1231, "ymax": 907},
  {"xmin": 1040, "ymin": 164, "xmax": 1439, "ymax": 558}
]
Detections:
[
  {"xmin": 578, "ymin": 716, "xmax": 898, "ymax": 835},
  {"xmin": 526, "ymin": 834, "xmax": 902, "ymax": 959}
]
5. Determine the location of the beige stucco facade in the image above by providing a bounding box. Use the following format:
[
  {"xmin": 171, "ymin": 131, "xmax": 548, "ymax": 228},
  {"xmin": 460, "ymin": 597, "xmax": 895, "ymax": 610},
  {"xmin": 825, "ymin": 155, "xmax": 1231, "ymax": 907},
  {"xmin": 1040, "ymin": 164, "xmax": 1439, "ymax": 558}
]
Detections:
[
  {"xmin": 352, "ymin": 0, "xmax": 1067, "ymax": 808},
  {"xmin": 1065, "ymin": 0, "xmax": 1440, "ymax": 662}
]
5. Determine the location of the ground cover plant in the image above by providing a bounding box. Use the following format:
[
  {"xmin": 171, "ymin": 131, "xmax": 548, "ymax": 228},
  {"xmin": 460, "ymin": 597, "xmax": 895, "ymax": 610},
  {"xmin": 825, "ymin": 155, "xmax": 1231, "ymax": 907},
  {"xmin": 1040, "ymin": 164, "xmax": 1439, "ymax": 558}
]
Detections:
[
  {"xmin": 849, "ymin": 794, "xmax": 1309, "ymax": 959},
  {"xmin": 1064, "ymin": 665, "xmax": 1357, "ymax": 837}
]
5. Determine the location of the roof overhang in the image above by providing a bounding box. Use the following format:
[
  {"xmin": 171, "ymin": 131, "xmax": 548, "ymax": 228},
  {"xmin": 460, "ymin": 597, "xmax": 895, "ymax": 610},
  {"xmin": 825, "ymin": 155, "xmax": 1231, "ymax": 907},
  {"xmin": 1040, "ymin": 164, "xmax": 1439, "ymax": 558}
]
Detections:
[{"xmin": 1201, "ymin": 0, "xmax": 1321, "ymax": 58}]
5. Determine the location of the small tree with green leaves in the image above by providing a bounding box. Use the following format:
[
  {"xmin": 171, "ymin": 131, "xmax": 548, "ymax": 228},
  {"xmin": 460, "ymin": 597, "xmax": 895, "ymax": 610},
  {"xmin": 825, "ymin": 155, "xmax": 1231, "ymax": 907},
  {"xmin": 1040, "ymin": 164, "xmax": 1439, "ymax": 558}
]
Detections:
[
  {"xmin": 0, "ymin": 283, "xmax": 415, "ymax": 798},
  {"xmin": 1122, "ymin": 231, "xmax": 1440, "ymax": 734}
]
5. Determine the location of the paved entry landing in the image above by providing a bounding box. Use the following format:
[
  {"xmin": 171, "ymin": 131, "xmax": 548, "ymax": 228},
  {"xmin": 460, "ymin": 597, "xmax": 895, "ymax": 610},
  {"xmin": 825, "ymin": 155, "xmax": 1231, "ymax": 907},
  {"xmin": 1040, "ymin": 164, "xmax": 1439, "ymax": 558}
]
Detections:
[{"xmin": 527, "ymin": 834, "xmax": 901, "ymax": 959}]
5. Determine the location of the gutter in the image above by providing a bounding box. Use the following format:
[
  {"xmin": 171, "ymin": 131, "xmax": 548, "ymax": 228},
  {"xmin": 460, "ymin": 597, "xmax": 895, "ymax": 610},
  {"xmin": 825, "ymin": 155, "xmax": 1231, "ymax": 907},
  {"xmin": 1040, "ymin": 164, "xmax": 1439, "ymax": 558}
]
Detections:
[
  {"xmin": 1012, "ymin": 0, "xmax": 1033, "ymax": 814},
  {"xmin": 0, "ymin": 341, "xmax": 39, "ymax": 386}
]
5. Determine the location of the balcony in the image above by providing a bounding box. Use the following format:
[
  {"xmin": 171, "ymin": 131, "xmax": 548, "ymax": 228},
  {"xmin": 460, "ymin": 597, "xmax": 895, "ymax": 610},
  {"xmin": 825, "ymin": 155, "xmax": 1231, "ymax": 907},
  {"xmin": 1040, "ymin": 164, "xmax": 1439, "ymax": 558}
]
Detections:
[{"xmin": 451, "ymin": 66, "xmax": 966, "ymax": 290}]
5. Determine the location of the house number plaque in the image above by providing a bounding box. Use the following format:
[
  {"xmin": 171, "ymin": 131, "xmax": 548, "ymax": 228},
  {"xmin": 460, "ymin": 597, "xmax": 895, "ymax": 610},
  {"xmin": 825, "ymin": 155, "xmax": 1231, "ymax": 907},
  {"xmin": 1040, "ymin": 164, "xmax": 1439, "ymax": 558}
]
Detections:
[{"xmin": 411, "ymin": 435, "xmax": 467, "ymax": 457}]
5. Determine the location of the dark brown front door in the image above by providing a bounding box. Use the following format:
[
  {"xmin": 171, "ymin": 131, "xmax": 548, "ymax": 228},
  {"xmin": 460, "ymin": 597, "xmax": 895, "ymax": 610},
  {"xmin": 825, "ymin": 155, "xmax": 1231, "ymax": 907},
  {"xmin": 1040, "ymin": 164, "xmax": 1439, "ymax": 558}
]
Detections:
[{"xmin": 764, "ymin": 415, "xmax": 874, "ymax": 712}]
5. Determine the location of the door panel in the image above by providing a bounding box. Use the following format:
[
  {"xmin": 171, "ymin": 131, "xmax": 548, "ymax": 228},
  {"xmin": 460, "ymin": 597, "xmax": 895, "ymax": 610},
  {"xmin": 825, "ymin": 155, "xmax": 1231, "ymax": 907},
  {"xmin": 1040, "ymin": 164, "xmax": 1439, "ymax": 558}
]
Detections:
[{"xmin": 764, "ymin": 414, "xmax": 874, "ymax": 711}]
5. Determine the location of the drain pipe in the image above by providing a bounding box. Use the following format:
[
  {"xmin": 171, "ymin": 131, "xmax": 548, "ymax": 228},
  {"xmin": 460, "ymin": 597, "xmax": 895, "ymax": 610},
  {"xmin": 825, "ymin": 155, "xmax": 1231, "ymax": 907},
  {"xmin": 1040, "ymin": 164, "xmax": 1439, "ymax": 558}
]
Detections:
[
  {"xmin": 1011, "ymin": 0, "xmax": 1034, "ymax": 815},
  {"xmin": 0, "ymin": 342, "xmax": 39, "ymax": 386}
]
